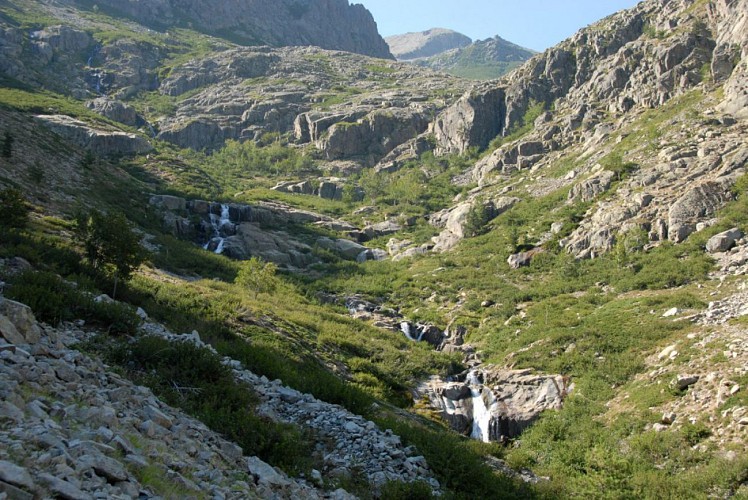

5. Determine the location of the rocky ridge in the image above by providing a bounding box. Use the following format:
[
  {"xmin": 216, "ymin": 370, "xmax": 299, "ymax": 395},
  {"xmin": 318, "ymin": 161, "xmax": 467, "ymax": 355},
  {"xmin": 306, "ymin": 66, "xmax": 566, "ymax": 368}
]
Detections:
[
  {"xmin": 414, "ymin": 36, "xmax": 536, "ymax": 80},
  {"xmin": 427, "ymin": 0, "xmax": 748, "ymax": 257},
  {"xmin": 67, "ymin": 0, "xmax": 393, "ymax": 59},
  {"xmin": 385, "ymin": 28, "xmax": 473, "ymax": 61}
]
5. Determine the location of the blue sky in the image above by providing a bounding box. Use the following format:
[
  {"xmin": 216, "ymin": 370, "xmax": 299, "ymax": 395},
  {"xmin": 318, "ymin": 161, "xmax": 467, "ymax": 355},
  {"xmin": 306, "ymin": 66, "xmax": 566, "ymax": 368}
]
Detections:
[{"xmin": 354, "ymin": 0, "xmax": 642, "ymax": 51}]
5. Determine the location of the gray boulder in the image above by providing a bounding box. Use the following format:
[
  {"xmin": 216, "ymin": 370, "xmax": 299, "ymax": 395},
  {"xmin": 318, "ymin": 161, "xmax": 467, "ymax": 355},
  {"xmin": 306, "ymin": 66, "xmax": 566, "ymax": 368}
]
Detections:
[
  {"xmin": 668, "ymin": 180, "xmax": 735, "ymax": 243},
  {"xmin": 86, "ymin": 98, "xmax": 141, "ymax": 127},
  {"xmin": 568, "ymin": 170, "xmax": 616, "ymax": 203},
  {"xmin": 706, "ymin": 227, "xmax": 743, "ymax": 253}
]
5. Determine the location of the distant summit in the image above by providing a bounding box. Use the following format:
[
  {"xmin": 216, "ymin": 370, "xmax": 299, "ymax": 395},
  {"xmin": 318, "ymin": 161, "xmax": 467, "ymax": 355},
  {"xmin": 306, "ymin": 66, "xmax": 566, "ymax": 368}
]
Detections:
[
  {"xmin": 386, "ymin": 28, "xmax": 534, "ymax": 80},
  {"xmin": 420, "ymin": 35, "xmax": 536, "ymax": 80},
  {"xmin": 386, "ymin": 28, "xmax": 472, "ymax": 60}
]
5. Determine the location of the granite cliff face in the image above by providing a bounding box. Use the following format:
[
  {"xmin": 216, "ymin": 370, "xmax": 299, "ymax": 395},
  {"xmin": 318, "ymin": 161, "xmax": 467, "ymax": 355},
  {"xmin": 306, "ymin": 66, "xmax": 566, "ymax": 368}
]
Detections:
[
  {"xmin": 67, "ymin": 0, "xmax": 393, "ymax": 59},
  {"xmin": 430, "ymin": 0, "xmax": 748, "ymax": 257}
]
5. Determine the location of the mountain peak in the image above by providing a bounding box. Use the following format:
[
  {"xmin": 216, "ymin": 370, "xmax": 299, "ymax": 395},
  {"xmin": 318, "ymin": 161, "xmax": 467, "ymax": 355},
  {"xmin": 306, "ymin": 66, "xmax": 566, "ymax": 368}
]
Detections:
[{"xmin": 385, "ymin": 28, "xmax": 472, "ymax": 60}]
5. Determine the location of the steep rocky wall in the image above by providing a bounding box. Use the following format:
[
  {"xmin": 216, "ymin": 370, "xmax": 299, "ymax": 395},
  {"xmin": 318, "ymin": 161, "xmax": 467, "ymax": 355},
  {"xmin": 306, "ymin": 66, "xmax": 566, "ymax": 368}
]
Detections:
[
  {"xmin": 67, "ymin": 0, "xmax": 393, "ymax": 59},
  {"xmin": 433, "ymin": 0, "xmax": 740, "ymax": 155}
]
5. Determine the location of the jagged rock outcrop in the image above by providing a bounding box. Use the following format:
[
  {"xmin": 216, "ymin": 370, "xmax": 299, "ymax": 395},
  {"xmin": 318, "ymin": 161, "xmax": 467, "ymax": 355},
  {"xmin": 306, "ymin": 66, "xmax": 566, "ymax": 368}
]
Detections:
[
  {"xmin": 420, "ymin": 367, "xmax": 569, "ymax": 442},
  {"xmin": 151, "ymin": 46, "xmax": 464, "ymax": 152},
  {"xmin": 85, "ymin": 97, "xmax": 141, "ymax": 127},
  {"xmin": 317, "ymin": 108, "xmax": 431, "ymax": 163},
  {"xmin": 149, "ymin": 196, "xmax": 386, "ymax": 268},
  {"xmin": 34, "ymin": 115, "xmax": 152, "ymax": 155},
  {"xmin": 429, "ymin": 0, "xmax": 748, "ymax": 260},
  {"xmin": 434, "ymin": 0, "xmax": 735, "ymax": 156},
  {"xmin": 431, "ymin": 196, "xmax": 520, "ymax": 252},
  {"xmin": 386, "ymin": 28, "xmax": 473, "ymax": 60},
  {"xmin": 434, "ymin": 86, "xmax": 506, "ymax": 155},
  {"xmin": 69, "ymin": 0, "xmax": 393, "ymax": 59}
]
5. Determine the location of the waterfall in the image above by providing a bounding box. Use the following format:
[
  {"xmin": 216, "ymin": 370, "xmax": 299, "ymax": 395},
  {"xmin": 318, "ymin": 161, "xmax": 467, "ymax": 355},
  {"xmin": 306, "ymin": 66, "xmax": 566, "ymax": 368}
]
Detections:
[
  {"xmin": 204, "ymin": 204, "xmax": 231, "ymax": 254},
  {"xmin": 467, "ymin": 370, "xmax": 493, "ymax": 442},
  {"xmin": 400, "ymin": 322, "xmax": 415, "ymax": 341}
]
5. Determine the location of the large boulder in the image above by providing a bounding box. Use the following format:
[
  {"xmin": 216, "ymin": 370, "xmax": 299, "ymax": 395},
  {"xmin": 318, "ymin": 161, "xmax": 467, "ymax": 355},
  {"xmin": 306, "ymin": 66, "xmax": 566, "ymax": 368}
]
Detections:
[
  {"xmin": 706, "ymin": 227, "xmax": 744, "ymax": 253},
  {"xmin": 431, "ymin": 197, "xmax": 519, "ymax": 252},
  {"xmin": 86, "ymin": 98, "xmax": 141, "ymax": 127},
  {"xmin": 668, "ymin": 180, "xmax": 735, "ymax": 242},
  {"xmin": 0, "ymin": 298, "xmax": 42, "ymax": 345},
  {"xmin": 568, "ymin": 170, "xmax": 616, "ymax": 203},
  {"xmin": 434, "ymin": 86, "xmax": 506, "ymax": 155}
]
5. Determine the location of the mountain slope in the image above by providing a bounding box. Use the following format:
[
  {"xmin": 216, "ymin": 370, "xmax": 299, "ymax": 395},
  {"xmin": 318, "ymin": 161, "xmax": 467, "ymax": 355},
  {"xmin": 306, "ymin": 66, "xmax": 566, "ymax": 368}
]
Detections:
[
  {"xmin": 58, "ymin": 0, "xmax": 394, "ymax": 59},
  {"xmin": 386, "ymin": 28, "xmax": 472, "ymax": 60},
  {"xmin": 416, "ymin": 35, "xmax": 536, "ymax": 80}
]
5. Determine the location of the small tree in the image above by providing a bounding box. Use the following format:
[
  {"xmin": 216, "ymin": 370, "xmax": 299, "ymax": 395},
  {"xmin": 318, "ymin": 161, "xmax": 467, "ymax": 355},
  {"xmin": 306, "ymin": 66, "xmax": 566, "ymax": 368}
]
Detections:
[
  {"xmin": 2, "ymin": 131, "xmax": 14, "ymax": 158},
  {"xmin": 359, "ymin": 169, "xmax": 389, "ymax": 204},
  {"xmin": 0, "ymin": 188, "xmax": 30, "ymax": 229},
  {"xmin": 235, "ymin": 257, "xmax": 278, "ymax": 299},
  {"xmin": 463, "ymin": 200, "xmax": 493, "ymax": 238},
  {"xmin": 75, "ymin": 209, "xmax": 145, "ymax": 299}
]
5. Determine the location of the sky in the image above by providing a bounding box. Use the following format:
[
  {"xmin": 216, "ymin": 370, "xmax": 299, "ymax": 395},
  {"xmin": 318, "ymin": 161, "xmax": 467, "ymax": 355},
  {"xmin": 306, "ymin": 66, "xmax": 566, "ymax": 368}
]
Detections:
[{"xmin": 354, "ymin": 0, "xmax": 642, "ymax": 52}]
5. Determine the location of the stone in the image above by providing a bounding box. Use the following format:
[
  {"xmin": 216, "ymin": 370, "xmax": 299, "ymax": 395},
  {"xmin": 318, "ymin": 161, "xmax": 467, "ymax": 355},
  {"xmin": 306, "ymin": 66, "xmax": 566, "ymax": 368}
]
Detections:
[
  {"xmin": 673, "ymin": 374, "xmax": 699, "ymax": 391},
  {"xmin": 0, "ymin": 461, "xmax": 34, "ymax": 491},
  {"xmin": 144, "ymin": 405, "xmax": 173, "ymax": 430},
  {"xmin": 82, "ymin": 455, "xmax": 128, "ymax": 483},
  {"xmin": 507, "ymin": 248, "xmax": 544, "ymax": 269},
  {"xmin": 85, "ymin": 98, "xmax": 140, "ymax": 127},
  {"xmin": 37, "ymin": 473, "xmax": 93, "ymax": 500},
  {"xmin": 568, "ymin": 170, "xmax": 616, "ymax": 202},
  {"xmin": 706, "ymin": 228, "xmax": 743, "ymax": 253},
  {"xmin": 0, "ymin": 299, "xmax": 41, "ymax": 344},
  {"xmin": 0, "ymin": 315, "xmax": 24, "ymax": 345},
  {"xmin": 661, "ymin": 412, "xmax": 676, "ymax": 425},
  {"xmin": 0, "ymin": 481, "xmax": 34, "ymax": 500},
  {"xmin": 662, "ymin": 308, "xmax": 680, "ymax": 318},
  {"xmin": 34, "ymin": 115, "xmax": 152, "ymax": 156}
]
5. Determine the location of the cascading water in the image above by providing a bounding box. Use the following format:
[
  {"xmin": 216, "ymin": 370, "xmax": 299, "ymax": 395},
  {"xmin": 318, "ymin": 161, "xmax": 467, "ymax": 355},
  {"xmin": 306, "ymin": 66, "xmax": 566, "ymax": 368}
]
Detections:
[
  {"xmin": 400, "ymin": 322, "xmax": 415, "ymax": 341},
  {"xmin": 204, "ymin": 204, "xmax": 231, "ymax": 254},
  {"xmin": 467, "ymin": 370, "xmax": 494, "ymax": 442},
  {"xmin": 400, "ymin": 322, "xmax": 427, "ymax": 342}
]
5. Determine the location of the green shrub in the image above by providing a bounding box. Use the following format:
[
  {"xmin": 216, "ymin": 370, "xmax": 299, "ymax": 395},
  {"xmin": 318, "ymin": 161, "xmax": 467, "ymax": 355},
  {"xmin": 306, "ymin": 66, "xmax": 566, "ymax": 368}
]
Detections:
[
  {"xmin": 0, "ymin": 188, "xmax": 30, "ymax": 229},
  {"xmin": 6, "ymin": 270, "xmax": 140, "ymax": 334},
  {"xmin": 100, "ymin": 335, "xmax": 313, "ymax": 473}
]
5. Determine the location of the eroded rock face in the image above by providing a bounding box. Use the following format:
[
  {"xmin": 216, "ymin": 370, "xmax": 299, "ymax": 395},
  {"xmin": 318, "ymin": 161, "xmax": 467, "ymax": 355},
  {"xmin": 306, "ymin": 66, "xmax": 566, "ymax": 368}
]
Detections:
[
  {"xmin": 431, "ymin": 196, "xmax": 519, "ymax": 252},
  {"xmin": 434, "ymin": 86, "xmax": 506, "ymax": 155},
  {"xmin": 420, "ymin": 367, "xmax": 569, "ymax": 442},
  {"xmin": 86, "ymin": 98, "xmax": 141, "ymax": 127},
  {"xmin": 34, "ymin": 115, "xmax": 152, "ymax": 155},
  {"xmin": 668, "ymin": 180, "xmax": 735, "ymax": 242},
  {"xmin": 386, "ymin": 28, "xmax": 472, "ymax": 61},
  {"xmin": 69, "ymin": 0, "xmax": 393, "ymax": 59}
]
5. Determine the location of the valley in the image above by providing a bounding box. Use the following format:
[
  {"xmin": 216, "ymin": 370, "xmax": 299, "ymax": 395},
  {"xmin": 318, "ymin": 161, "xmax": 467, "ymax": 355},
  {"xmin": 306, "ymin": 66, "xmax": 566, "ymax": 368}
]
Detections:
[{"xmin": 0, "ymin": 0, "xmax": 747, "ymax": 498}]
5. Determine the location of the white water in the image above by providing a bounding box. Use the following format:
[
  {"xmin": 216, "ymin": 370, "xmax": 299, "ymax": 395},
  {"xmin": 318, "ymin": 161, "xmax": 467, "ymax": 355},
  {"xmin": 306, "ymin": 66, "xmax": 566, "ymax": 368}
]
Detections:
[
  {"xmin": 467, "ymin": 370, "xmax": 493, "ymax": 442},
  {"xmin": 203, "ymin": 204, "xmax": 231, "ymax": 254},
  {"xmin": 400, "ymin": 322, "xmax": 415, "ymax": 341}
]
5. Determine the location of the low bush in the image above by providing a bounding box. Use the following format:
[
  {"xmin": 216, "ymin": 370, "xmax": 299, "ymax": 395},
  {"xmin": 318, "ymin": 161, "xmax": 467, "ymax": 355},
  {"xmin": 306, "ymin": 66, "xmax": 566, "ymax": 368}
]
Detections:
[
  {"xmin": 6, "ymin": 270, "xmax": 140, "ymax": 334},
  {"xmin": 99, "ymin": 335, "xmax": 314, "ymax": 474}
]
